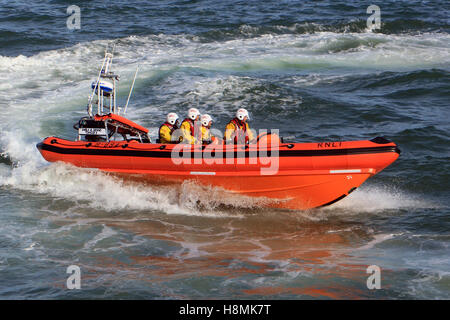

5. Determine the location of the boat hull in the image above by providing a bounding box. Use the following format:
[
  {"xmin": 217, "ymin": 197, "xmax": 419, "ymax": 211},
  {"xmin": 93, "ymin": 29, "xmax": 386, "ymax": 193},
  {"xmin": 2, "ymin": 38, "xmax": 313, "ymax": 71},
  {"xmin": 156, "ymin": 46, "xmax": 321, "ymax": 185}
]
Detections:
[{"xmin": 36, "ymin": 137, "xmax": 400, "ymax": 210}]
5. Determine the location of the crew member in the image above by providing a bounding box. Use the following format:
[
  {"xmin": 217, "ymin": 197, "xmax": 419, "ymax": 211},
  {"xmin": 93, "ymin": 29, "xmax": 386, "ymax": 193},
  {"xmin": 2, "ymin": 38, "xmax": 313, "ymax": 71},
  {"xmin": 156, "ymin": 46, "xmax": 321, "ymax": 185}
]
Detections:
[
  {"xmin": 180, "ymin": 108, "xmax": 202, "ymax": 144},
  {"xmin": 159, "ymin": 112, "xmax": 180, "ymax": 144},
  {"xmin": 224, "ymin": 108, "xmax": 255, "ymax": 144},
  {"xmin": 200, "ymin": 114, "xmax": 217, "ymax": 144}
]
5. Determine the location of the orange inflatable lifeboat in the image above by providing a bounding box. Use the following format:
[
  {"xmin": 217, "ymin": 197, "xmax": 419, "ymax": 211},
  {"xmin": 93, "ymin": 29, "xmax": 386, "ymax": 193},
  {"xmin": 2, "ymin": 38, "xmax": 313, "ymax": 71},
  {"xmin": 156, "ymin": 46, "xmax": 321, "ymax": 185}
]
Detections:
[
  {"xmin": 37, "ymin": 113, "xmax": 400, "ymax": 210},
  {"xmin": 36, "ymin": 50, "xmax": 401, "ymax": 210}
]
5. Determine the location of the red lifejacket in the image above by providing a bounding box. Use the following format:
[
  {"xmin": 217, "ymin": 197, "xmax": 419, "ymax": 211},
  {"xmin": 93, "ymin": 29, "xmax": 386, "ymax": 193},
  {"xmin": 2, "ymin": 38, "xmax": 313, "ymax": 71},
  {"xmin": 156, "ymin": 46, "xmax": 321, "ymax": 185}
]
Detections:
[
  {"xmin": 230, "ymin": 118, "xmax": 249, "ymax": 144},
  {"xmin": 182, "ymin": 118, "xmax": 202, "ymax": 141}
]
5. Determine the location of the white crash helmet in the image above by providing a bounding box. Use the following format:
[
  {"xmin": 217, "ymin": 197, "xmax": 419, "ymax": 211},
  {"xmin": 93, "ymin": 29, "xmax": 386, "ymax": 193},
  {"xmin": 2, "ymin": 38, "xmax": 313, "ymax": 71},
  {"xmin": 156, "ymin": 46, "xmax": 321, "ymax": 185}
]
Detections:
[
  {"xmin": 166, "ymin": 112, "xmax": 179, "ymax": 126},
  {"xmin": 188, "ymin": 108, "xmax": 201, "ymax": 121},
  {"xmin": 201, "ymin": 114, "xmax": 213, "ymax": 127},
  {"xmin": 236, "ymin": 108, "xmax": 250, "ymax": 121}
]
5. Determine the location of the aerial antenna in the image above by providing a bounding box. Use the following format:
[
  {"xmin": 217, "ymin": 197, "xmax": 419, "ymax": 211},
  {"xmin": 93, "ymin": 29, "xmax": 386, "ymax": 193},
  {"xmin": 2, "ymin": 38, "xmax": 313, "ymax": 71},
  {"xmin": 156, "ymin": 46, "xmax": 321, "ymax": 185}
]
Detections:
[
  {"xmin": 87, "ymin": 50, "xmax": 108, "ymax": 116},
  {"xmin": 123, "ymin": 66, "xmax": 139, "ymax": 115},
  {"xmin": 110, "ymin": 42, "xmax": 116, "ymax": 65}
]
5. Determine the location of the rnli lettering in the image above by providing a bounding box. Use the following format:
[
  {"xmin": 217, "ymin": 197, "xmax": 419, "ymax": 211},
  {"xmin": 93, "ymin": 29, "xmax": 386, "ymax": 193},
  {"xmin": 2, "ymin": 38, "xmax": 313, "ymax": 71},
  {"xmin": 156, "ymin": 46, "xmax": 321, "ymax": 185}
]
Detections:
[{"xmin": 318, "ymin": 142, "xmax": 342, "ymax": 148}]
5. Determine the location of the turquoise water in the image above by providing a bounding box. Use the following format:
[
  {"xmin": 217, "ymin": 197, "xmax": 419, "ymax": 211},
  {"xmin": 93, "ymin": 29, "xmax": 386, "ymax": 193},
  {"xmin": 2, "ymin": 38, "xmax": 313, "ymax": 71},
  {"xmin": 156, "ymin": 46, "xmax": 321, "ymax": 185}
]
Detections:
[{"xmin": 0, "ymin": 0, "xmax": 449, "ymax": 299}]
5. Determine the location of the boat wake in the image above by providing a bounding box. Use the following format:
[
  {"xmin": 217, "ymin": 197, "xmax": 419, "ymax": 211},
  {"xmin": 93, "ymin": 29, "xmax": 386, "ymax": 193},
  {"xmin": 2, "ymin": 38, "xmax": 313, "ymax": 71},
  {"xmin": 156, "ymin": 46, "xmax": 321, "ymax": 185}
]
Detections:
[{"xmin": 0, "ymin": 159, "xmax": 271, "ymax": 217}]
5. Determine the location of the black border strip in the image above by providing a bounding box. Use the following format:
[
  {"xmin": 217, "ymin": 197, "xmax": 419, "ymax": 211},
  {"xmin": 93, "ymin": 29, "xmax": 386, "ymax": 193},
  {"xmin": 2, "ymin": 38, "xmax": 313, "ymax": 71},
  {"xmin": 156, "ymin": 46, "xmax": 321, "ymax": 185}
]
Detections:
[
  {"xmin": 318, "ymin": 194, "xmax": 348, "ymax": 207},
  {"xmin": 37, "ymin": 142, "xmax": 400, "ymax": 159}
]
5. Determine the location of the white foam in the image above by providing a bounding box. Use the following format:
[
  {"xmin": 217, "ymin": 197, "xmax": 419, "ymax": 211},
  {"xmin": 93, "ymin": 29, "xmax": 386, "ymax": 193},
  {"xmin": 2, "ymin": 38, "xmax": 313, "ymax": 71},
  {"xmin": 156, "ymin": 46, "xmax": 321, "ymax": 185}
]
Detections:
[
  {"xmin": 0, "ymin": 163, "xmax": 10, "ymax": 179},
  {"xmin": 23, "ymin": 242, "xmax": 37, "ymax": 251},
  {"xmin": 0, "ymin": 161, "xmax": 178, "ymax": 212},
  {"xmin": 321, "ymin": 184, "xmax": 440, "ymax": 213},
  {"xmin": 82, "ymin": 224, "xmax": 118, "ymax": 251},
  {"xmin": 178, "ymin": 180, "xmax": 274, "ymax": 212},
  {"xmin": 355, "ymin": 233, "xmax": 401, "ymax": 250},
  {"xmin": 0, "ymin": 158, "xmax": 266, "ymax": 216}
]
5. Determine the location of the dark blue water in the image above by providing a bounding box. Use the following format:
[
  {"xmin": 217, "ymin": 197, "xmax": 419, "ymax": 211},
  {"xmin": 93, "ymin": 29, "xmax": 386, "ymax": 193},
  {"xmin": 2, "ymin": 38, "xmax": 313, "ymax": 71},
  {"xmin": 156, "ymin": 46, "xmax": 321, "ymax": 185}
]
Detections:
[{"xmin": 0, "ymin": 0, "xmax": 449, "ymax": 299}]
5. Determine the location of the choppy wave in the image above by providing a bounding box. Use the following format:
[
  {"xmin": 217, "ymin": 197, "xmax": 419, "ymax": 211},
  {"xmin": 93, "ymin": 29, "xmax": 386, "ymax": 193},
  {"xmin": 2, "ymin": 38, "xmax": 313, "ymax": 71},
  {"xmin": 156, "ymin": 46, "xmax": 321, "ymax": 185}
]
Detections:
[
  {"xmin": 2, "ymin": 0, "xmax": 449, "ymax": 56},
  {"xmin": 198, "ymin": 19, "xmax": 450, "ymax": 42},
  {"xmin": 0, "ymin": 31, "xmax": 448, "ymax": 121}
]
